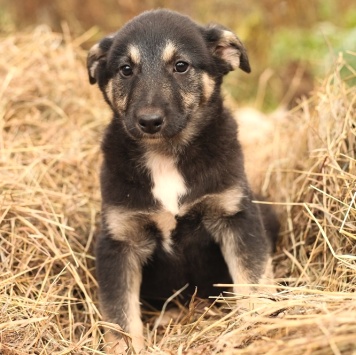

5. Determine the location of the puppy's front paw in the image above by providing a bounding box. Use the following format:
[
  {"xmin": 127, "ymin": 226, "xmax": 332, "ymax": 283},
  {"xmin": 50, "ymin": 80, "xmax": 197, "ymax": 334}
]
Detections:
[
  {"xmin": 105, "ymin": 332, "xmax": 145, "ymax": 354},
  {"xmin": 131, "ymin": 335, "xmax": 145, "ymax": 354}
]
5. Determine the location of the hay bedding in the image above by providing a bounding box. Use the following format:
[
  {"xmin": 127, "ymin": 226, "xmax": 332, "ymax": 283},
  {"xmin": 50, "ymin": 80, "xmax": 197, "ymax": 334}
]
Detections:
[{"xmin": 0, "ymin": 27, "xmax": 355, "ymax": 354}]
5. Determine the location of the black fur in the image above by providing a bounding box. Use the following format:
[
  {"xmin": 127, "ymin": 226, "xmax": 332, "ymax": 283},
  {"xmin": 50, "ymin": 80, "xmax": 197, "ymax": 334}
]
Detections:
[{"xmin": 88, "ymin": 9, "xmax": 278, "ymax": 353}]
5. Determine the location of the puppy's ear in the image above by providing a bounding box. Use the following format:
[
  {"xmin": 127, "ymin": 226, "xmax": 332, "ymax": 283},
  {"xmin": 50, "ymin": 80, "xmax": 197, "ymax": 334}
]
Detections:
[
  {"xmin": 203, "ymin": 25, "xmax": 251, "ymax": 74},
  {"xmin": 87, "ymin": 34, "xmax": 115, "ymax": 85}
]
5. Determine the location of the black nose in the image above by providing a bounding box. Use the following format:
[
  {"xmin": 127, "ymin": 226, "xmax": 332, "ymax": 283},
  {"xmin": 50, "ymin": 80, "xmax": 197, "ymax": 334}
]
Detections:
[{"xmin": 138, "ymin": 113, "xmax": 164, "ymax": 134}]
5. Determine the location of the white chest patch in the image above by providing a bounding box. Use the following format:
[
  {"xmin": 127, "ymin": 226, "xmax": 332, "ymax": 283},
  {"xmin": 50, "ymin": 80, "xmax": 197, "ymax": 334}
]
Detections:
[{"xmin": 145, "ymin": 152, "xmax": 187, "ymax": 215}]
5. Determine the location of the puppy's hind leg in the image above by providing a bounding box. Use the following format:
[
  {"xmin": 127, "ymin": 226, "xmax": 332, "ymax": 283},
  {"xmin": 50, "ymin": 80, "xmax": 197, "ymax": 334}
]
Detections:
[{"xmin": 96, "ymin": 233, "xmax": 154, "ymax": 354}]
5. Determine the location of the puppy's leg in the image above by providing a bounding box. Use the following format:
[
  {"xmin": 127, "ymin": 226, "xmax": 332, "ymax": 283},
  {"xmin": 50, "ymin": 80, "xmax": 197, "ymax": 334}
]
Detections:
[
  {"xmin": 96, "ymin": 233, "xmax": 154, "ymax": 354},
  {"xmin": 205, "ymin": 203, "xmax": 275, "ymax": 307}
]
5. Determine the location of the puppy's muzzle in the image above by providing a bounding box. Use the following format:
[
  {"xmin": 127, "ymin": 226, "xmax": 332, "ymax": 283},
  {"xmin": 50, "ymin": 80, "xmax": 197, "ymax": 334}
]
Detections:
[{"xmin": 137, "ymin": 108, "xmax": 164, "ymax": 134}]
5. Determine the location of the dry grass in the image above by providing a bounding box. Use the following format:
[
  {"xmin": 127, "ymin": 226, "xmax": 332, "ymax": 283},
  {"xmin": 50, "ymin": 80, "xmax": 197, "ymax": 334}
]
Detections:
[{"xmin": 0, "ymin": 28, "xmax": 355, "ymax": 354}]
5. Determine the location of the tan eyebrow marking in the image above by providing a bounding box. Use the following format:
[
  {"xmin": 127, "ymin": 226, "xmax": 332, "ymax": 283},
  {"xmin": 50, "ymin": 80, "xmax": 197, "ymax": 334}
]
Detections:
[
  {"xmin": 128, "ymin": 44, "xmax": 141, "ymax": 64},
  {"xmin": 161, "ymin": 41, "xmax": 177, "ymax": 62}
]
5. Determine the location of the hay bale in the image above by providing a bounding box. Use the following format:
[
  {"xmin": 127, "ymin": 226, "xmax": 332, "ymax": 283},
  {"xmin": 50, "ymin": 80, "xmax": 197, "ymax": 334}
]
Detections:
[{"xmin": 0, "ymin": 28, "xmax": 355, "ymax": 354}]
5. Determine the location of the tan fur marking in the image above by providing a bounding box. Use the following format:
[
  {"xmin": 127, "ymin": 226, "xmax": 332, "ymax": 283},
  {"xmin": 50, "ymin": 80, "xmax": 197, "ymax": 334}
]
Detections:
[
  {"xmin": 221, "ymin": 47, "xmax": 241, "ymax": 69},
  {"xmin": 214, "ymin": 30, "xmax": 241, "ymax": 69},
  {"xmin": 182, "ymin": 92, "xmax": 197, "ymax": 108},
  {"xmin": 258, "ymin": 257, "xmax": 276, "ymax": 293},
  {"xmin": 106, "ymin": 206, "xmax": 176, "ymax": 255},
  {"xmin": 88, "ymin": 42, "xmax": 101, "ymax": 58},
  {"xmin": 103, "ymin": 210, "xmax": 147, "ymax": 353},
  {"xmin": 126, "ymin": 273, "xmax": 145, "ymax": 352},
  {"xmin": 179, "ymin": 186, "xmax": 244, "ymax": 217},
  {"xmin": 151, "ymin": 210, "xmax": 176, "ymax": 237},
  {"xmin": 162, "ymin": 41, "xmax": 177, "ymax": 62},
  {"xmin": 105, "ymin": 207, "xmax": 140, "ymax": 241},
  {"xmin": 115, "ymin": 95, "xmax": 128, "ymax": 112},
  {"xmin": 213, "ymin": 186, "xmax": 244, "ymax": 215},
  {"xmin": 105, "ymin": 79, "xmax": 114, "ymax": 104},
  {"xmin": 221, "ymin": 30, "xmax": 238, "ymax": 45},
  {"xmin": 103, "ymin": 283, "xmax": 145, "ymax": 354},
  {"xmin": 89, "ymin": 61, "xmax": 99, "ymax": 79},
  {"xmin": 151, "ymin": 210, "xmax": 176, "ymax": 253},
  {"xmin": 202, "ymin": 73, "xmax": 215, "ymax": 102},
  {"xmin": 128, "ymin": 44, "xmax": 141, "ymax": 64},
  {"xmin": 104, "ymin": 332, "xmax": 126, "ymax": 354},
  {"xmin": 105, "ymin": 332, "xmax": 144, "ymax": 355},
  {"xmin": 176, "ymin": 115, "xmax": 201, "ymax": 146},
  {"xmin": 105, "ymin": 207, "xmax": 155, "ymax": 259},
  {"xmin": 220, "ymin": 232, "xmax": 251, "ymax": 296},
  {"xmin": 88, "ymin": 43, "xmax": 102, "ymax": 80},
  {"xmin": 89, "ymin": 33, "xmax": 115, "ymax": 59},
  {"xmin": 221, "ymin": 243, "xmax": 275, "ymax": 310}
]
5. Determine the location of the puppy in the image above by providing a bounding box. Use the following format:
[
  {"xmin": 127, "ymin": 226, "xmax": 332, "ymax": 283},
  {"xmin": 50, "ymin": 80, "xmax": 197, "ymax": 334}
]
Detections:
[{"xmin": 88, "ymin": 9, "xmax": 278, "ymax": 354}]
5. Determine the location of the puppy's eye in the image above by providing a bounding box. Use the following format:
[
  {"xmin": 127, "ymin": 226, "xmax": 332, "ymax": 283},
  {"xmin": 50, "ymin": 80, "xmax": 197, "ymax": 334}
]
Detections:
[
  {"xmin": 120, "ymin": 65, "xmax": 133, "ymax": 77},
  {"xmin": 174, "ymin": 61, "xmax": 189, "ymax": 73}
]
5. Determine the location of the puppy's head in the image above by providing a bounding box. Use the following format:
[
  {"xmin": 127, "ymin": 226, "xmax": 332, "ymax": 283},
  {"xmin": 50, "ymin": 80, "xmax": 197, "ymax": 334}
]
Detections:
[{"xmin": 88, "ymin": 10, "xmax": 250, "ymax": 142}]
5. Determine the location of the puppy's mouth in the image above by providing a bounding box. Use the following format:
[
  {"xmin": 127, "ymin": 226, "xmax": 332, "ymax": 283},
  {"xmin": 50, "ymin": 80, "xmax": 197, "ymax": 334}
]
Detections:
[{"xmin": 141, "ymin": 133, "xmax": 165, "ymax": 141}]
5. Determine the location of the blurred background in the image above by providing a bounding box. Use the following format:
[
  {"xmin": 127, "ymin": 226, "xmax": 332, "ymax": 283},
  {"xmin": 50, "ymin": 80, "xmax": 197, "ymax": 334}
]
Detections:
[{"xmin": 0, "ymin": 0, "xmax": 355, "ymax": 111}]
